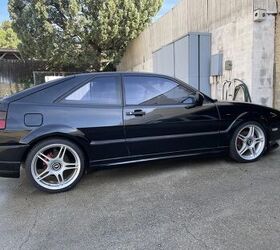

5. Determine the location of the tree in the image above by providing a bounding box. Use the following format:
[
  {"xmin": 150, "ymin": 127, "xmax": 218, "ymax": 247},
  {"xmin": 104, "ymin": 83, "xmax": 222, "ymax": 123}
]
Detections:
[
  {"xmin": 0, "ymin": 21, "xmax": 20, "ymax": 49},
  {"xmin": 8, "ymin": 0, "xmax": 163, "ymax": 71}
]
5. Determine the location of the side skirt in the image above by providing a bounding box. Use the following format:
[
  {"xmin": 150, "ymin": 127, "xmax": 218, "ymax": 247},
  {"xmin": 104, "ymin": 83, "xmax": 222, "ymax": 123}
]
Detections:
[{"xmin": 89, "ymin": 147, "xmax": 228, "ymax": 169}]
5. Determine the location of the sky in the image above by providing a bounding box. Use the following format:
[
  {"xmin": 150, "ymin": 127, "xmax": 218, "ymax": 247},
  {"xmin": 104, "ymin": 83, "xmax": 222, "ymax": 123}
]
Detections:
[
  {"xmin": 0, "ymin": 0, "xmax": 180, "ymax": 23},
  {"xmin": 155, "ymin": 0, "xmax": 180, "ymax": 19},
  {"xmin": 0, "ymin": 0, "xmax": 9, "ymax": 22}
]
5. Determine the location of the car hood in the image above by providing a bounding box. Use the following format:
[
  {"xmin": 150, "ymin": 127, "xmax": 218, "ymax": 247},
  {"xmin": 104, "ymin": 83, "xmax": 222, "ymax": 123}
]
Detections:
[
  {"xmin": 215, "ymin": 101, "xmax": 280, "ymax": 117},
  {"xmin": 217, "ymin": 100, "xmax": 278, "ymax": 110}
]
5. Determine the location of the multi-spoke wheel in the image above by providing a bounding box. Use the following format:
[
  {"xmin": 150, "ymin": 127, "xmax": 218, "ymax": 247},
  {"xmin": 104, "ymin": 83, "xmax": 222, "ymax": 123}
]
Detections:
[
  {"xmin": 230, "ymin": 122, "xmax": 267, "ymax": 163},
  {"xmin": 25, "ymin": 139, "xmax": 85, "ymax": 193}
]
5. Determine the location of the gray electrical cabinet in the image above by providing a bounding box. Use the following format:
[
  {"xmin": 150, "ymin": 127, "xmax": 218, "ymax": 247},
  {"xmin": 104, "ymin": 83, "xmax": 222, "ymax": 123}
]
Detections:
[
  {"xmin": 211, "ymin": 53, "xmax": 223, "ymax": 76},
  {"xmin": 153, "ymin": 33, "xmax": 211, "ymax": 95},
  {"xmin": 153, "ymin": 44, "xmax": 174, "ymax": 77}
]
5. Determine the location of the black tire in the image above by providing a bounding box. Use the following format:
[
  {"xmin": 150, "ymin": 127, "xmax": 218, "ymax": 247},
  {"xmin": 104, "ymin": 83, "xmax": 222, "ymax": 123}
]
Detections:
[
  {"xmin": 25, "ymin": 138, "xmax": 85, "ymax": 193},
  {"xmin": 229, "ymin": 121, "xmax": 267, "ymax": 163}
]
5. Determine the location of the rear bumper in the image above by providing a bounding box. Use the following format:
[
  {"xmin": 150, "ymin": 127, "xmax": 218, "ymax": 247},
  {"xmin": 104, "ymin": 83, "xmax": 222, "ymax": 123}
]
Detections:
[
  {"xmin": 0, "ymin": 144, "xmax": 28, "ymax": 178},
  {"xmin": 0, "ymin": 162, "xmax": 21, "ymax": 178}
]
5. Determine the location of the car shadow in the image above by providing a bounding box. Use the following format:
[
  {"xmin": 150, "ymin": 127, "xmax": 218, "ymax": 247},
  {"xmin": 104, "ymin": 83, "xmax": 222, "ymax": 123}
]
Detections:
[
  {"xmin": 84, "ymin": 153, "xmax": 231, "ymax": 182},
  {"xmin": 11, "ymin": 149, "xmax": 278, "ymax": 195},
  {"xmin": 82, "ymin": 148, "xmax": 280, "ymax": 185}
]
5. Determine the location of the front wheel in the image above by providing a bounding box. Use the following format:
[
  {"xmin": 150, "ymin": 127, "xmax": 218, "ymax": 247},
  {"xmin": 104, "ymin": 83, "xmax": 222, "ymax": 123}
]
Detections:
[
  {"xmin": 25, "ymin": 139, "xmax": 85, "ymax": 193},
  {"xmin": 230, "ymin": 122, "xmax": 267, "ymax": 163}
]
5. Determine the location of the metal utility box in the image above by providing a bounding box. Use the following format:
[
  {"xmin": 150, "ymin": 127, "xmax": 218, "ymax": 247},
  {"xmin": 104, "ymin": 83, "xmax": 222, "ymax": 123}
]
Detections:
[
  {"xmin": 153, "ymin": 43, "xmax": 175, "ymax": 77},
  {"xmin": 152, "ymin": 33, "xmax": 211, "ymax": 95},
  {"xmin": 225, "ymin": 60, "xmax": 233, "ymax": 71},
  {"xmin": 211, "ymin": 53, "xmax": 223, "ymax": 76}
]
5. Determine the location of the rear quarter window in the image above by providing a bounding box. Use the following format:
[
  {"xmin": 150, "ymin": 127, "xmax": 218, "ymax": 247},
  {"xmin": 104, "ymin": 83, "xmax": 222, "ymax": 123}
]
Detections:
[{"xmin": 62, "ymin": 76, "xmax": 122, "ymax": 106}]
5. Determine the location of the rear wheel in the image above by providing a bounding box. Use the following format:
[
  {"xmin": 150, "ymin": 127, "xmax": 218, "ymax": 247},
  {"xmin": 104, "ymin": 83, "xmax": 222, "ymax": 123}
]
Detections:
[
  {"xmin": 230, "ymin": 122, "xmax": 266, "ymax": 163},
  {"xmin": 25, "ymin": 139, "xmax": 85, "ymax": 193}
]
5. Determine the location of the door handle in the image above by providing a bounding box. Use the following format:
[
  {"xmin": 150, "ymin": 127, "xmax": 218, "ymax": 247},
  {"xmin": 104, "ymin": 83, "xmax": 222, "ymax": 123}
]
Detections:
[{"xmin": 126, "ymin": 110, "xmax": 146, "ymax": 116}]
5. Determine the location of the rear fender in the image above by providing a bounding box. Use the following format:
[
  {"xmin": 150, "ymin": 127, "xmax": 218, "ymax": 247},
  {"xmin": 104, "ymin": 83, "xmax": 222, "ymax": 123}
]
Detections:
[{"xmin": 20, "ymin": 124, "xmax": 90, "ymax": 154}]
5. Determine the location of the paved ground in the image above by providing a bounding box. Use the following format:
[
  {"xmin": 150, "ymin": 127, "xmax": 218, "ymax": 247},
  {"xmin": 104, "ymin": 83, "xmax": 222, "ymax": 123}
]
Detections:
[{"xmin": 1, "ymin": 150, "xmax": 280, "ymax": 250}]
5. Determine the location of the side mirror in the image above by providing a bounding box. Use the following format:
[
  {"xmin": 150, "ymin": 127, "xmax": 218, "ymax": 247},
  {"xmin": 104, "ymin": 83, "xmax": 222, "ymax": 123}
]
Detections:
[
  {"xmin": 195, "ymin": 92, "xmax": 204, "ymax": 106},
  {"xmin": 184, "ymin": 92, "xmax": 204, "ymax": 109}
]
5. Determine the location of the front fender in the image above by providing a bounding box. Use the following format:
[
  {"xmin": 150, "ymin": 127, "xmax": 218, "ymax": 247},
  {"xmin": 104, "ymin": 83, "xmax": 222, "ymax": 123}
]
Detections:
[{"xmin": 220, "ymin": 111, "xmax": 270, "ymax": 145}]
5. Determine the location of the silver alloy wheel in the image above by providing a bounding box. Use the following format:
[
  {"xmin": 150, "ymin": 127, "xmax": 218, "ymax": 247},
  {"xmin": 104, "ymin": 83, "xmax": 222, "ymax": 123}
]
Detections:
[
  {"xmin": 31, "ymin": 144, "xmax": 81, "ymax": 191},
  {"xmin": 235, "ymin": 124, "xmax": 266, "ymax": 161}
]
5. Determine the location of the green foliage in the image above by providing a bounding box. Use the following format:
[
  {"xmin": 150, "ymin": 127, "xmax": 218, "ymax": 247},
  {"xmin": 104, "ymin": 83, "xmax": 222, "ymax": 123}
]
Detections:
[
  {"xmin": 8, "ymin": 0, "xmax": 163, "ymax": 71},
  {"xmin": 0, "ymin": 21, "xmax": 20, "ymax": 49}
]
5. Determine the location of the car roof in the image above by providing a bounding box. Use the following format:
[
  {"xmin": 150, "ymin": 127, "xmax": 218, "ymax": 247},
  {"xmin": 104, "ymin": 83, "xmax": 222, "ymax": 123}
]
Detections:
[
  {"xmin": 72, "ymin": 71, "xmax": 177, "ymax": 78},
  {"xmin": 3, "ymin": 72, "xmax": 210, "ymax": 103},
  {"xmin": 74, "ymin": 72, "xmax": 199, "ymax": 90}
]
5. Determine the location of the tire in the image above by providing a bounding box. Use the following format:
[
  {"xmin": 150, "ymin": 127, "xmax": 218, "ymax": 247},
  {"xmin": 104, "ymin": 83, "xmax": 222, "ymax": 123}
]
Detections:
[
  {"xmin": 230, "ymin": 121, "xmax": 267, "ymax": 163},
  {"xmin": 25, "ymin": 138, "xmax": 85, "ymax": 193}
]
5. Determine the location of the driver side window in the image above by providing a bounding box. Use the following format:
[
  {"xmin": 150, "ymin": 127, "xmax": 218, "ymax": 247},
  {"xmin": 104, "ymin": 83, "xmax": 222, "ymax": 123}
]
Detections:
[{"xmin": 124, "ymin": 76, "xmax": 195, "ymax": 106}]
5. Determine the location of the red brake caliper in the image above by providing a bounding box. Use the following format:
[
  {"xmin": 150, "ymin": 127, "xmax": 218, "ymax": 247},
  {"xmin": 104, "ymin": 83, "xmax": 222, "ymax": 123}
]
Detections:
[{"xmin": 42, "ymin": 151, "xmax": 54, "ymax": 168}]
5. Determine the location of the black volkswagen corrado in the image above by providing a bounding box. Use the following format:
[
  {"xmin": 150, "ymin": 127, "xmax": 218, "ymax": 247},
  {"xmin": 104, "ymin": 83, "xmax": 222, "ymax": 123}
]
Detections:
[{"xmin": 0, "ymin": 72, "xmax": 279, "ymax": 192}]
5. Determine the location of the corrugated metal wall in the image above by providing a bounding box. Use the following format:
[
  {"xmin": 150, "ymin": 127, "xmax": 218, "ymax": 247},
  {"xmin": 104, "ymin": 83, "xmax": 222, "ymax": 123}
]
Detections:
[{"xmin": 152, "ymin": 33, "xmax": 211, "ymax": 95}]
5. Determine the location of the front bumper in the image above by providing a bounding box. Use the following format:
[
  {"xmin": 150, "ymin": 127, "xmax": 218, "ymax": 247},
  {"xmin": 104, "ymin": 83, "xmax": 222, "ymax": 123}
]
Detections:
[
  {"xmin": 270, "ymin": 128, "xmax": 280, "ymax": 142},
  {"xmin": 268, "ymin": 141, "xmax": 279, "ymax": 151},
  {"xmin": 0, "ymin": 144, "xmax": 28, "ymax": 178}
]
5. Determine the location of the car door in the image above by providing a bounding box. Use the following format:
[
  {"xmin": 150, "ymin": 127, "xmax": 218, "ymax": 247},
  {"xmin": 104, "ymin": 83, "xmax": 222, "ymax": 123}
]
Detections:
[
  {"xmin": 122, "ymin": 74, "xmax": 220, "ymax": 156},
  {"xmin": 59, "ymin": 74, "xmax": 128, "ymax": 162}
]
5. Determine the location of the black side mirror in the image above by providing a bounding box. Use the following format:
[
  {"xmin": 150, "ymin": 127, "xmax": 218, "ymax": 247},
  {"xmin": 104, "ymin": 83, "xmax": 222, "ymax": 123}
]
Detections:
[
  {"xmin": 195, "ymin": 92, "xmax": 204, "ymax": 106},
  {"xmin": 184, "ymin": 92, "xmax": 204, "ymax": 109},
  {"xmin": 183, "ymin": 96, "xmax": 196, "ymax": 105}
]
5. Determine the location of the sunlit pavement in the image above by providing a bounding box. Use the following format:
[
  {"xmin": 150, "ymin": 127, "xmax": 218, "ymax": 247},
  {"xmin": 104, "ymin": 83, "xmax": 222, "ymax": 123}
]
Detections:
[{"xmin": 1, "ymin": 150, "xmax": 280, "ymax": 250}]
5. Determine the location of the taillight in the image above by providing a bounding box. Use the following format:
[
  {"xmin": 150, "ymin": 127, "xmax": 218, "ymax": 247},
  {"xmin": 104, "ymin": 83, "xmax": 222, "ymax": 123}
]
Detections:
[{"xmin": 0, "ymin": 111, "xmax": 7, "ymax": 129}]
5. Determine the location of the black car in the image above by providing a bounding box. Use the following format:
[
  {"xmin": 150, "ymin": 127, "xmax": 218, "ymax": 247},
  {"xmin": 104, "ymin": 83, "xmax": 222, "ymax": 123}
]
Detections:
[{"xmin": 0, "ymin": 72, "xmax": 279, "ymax": 192}]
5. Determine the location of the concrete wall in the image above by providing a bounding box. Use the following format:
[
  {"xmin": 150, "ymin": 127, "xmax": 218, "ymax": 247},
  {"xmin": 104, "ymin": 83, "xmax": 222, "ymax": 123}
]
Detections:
[
  {"xmin": 210, "ymin": 14, "xmax": 254, "ymax": 100},
  {"xmin": 118, "ymin": 0, "xmax": 277, "ymax": 107},
  {"xmin": 275, "ymin": 0, "xmax": 280, "ymax": 109},
  {"xmin": 252, "ymin": 15, "xmax": 275, "ymax": 107}
]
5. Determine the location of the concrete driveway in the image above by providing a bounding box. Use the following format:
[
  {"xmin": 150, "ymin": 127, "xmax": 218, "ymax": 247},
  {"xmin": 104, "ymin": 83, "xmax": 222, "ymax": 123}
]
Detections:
[{"xmin": 0, "ymin": 150, "xmax": 280, "ymax": 250}]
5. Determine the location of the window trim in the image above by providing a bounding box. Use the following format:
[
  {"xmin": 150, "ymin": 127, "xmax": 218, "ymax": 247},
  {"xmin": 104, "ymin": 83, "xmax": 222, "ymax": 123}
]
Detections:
[
  {"xmin": 57, "ymin": 75, "xmax": 123, "ymax": 107},
  {"xmin": 122, "ymin": 75, "xmax": 196, "ymax": 107}
]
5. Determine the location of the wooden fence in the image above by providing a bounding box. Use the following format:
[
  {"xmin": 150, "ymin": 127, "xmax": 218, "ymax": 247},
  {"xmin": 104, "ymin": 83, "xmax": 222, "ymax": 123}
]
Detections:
[
  {"xmin": 0, "ymin": 60, "xmax": 82, "ymax": 98},
  {"xmin": 0, "ymin": 60, "xmax": 46, "ymax": 85},
  {"xmin": 0, "ymin": 60, "xmax": 46, "ymax": 97}
]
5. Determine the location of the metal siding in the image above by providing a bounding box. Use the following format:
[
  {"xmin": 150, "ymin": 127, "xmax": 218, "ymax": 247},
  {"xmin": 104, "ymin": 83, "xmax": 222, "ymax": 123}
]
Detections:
[
  {"xmin": 152, "ymin": 33, "xmax": 211, "ymax": 95},
  {"xmin": 153, "ymin": 44, "xmax": 175, "ymax": 77},
  {"xmin": 174, "ymin": 36, "xmax": 189, "ymax": 83},
  {"xmin": 156, "ymin": 49, "xmax": 163, "ymax": 74},
  {"xmin": 162, "ymin": 44, "xmax": 175, "ymax": 77},
  {"xmin": 188, "ymin": 34, "xmax": 199, "ymax": 90},
  {"xmin": 152, "ymin": 50, "xmax": 158, "ymax": 73},
  {"xmin": 199, "ymin": 34, "xmax": 211, "ymax": 95}
]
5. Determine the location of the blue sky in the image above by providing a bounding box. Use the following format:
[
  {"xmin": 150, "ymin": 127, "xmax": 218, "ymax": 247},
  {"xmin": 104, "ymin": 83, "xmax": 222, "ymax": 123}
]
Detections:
[
  {"xmin": 156, "ymin": 0, "xmax": 180, "ymax": 19},
  {"xmin": 0, "ymin": 0, "xmax": 180, "ymax": 23},
  {"xmin": 0, "ymin": 0, "xmax": 9, "ymax": 22}
]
